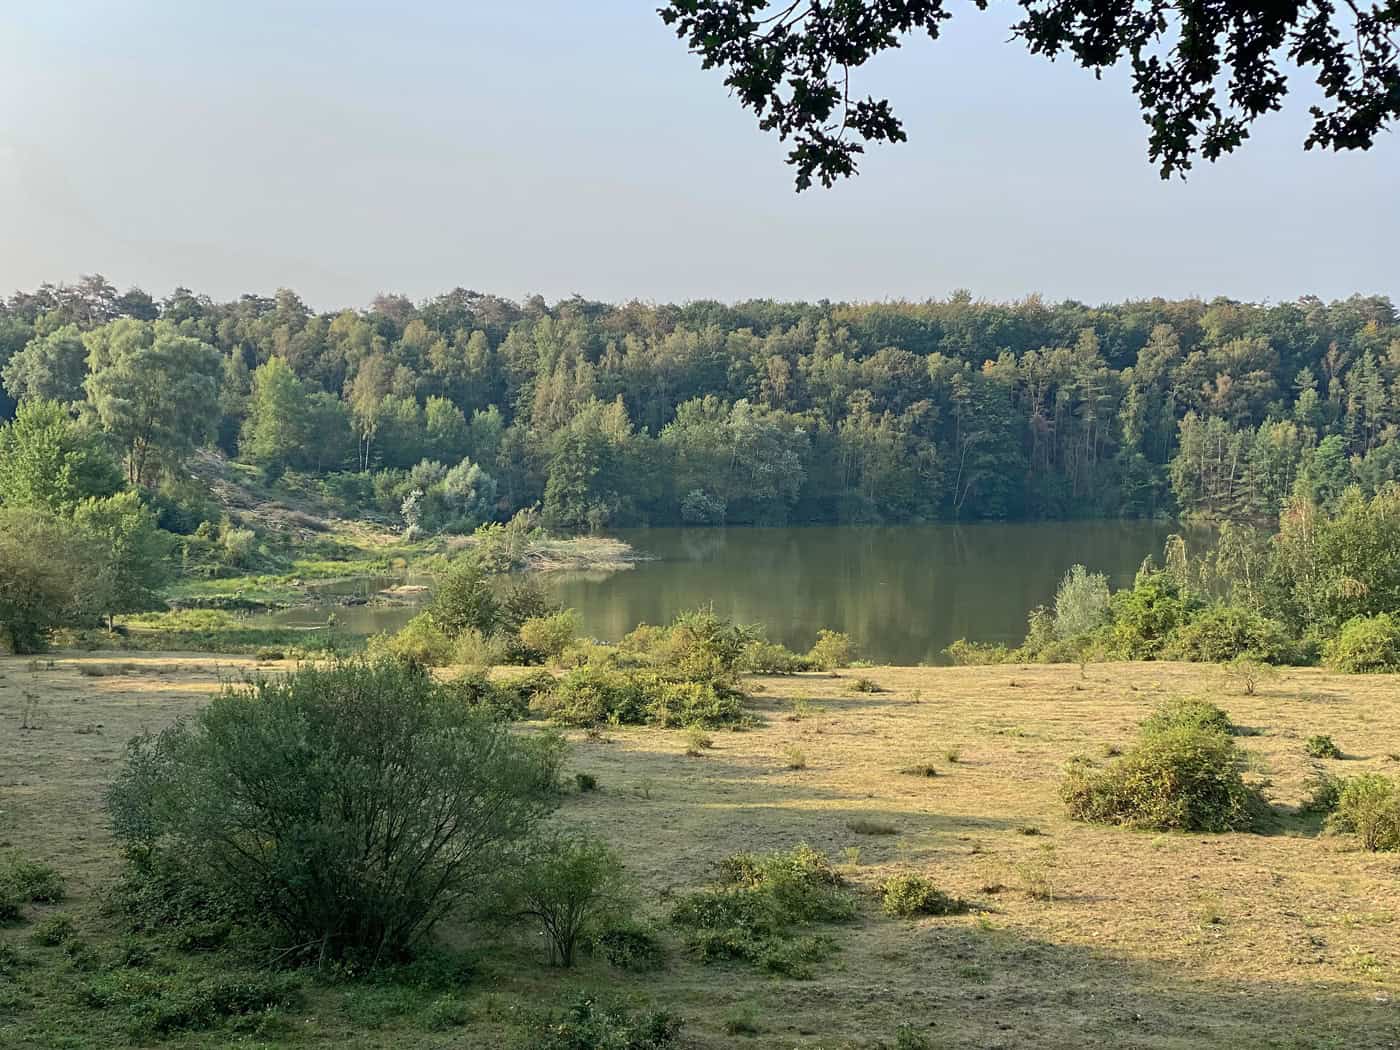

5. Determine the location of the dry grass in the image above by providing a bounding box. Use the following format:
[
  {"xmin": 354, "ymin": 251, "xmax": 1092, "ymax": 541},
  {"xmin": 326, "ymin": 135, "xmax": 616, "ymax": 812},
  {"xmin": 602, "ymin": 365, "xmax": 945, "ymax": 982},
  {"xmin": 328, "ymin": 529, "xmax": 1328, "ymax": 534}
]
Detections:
[{"xmin": 3, "ymin": 655, "xmax": 1400, "ymax": 1048}]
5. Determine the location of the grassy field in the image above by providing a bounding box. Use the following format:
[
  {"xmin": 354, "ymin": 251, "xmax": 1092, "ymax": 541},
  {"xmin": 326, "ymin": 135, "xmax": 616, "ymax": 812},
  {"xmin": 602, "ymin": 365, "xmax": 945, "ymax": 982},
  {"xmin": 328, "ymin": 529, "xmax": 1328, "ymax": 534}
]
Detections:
[{"xmin": 2, "ymin": 655, "xmax": 1398, "ymax": 1048}]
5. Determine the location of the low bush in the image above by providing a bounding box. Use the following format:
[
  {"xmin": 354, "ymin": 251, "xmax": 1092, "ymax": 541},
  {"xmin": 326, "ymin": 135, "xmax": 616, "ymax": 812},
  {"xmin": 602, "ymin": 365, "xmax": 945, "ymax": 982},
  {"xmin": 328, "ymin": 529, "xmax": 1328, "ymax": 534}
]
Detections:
[
  {"xmin": 1062, "ymin": 724, "xmax": 1265, "ymax": 832},
  {"xmin": 590, "ymin": 922, "xmax": 666, "ymax": 972},
  {"xmin": 1325, "ymin": 613, "xmax": 1400, "ymax": 672},
  {"xmin": 737, "ymin": 640, "xmax": 810, "ymax": 674},
  {"xmin": 943, "ymin": 639, "xmax": 1015, "ymax": 665},
  {"xmin": 0, "ymin": 853, "xmax": 66, "ymax": 904},
  {"xmin": 1325, "ymin": 774, "xmax": 1400, "ymax": 851},
  {"xmin": 516, "ymin": 610, "xmax": 580, "ymax": 665},
  {"xmin": 1222, "ymin": 656, "xmax": 1280, "ymax": 695},
  {"xmin": 106, "ymin": 659, "xmax": 562, "ymax": 961},
  {"xmin": 1306, "ymin": 734, "xmax": 1342, "ymax": 759},
  {"xmin": 880, "ymin": 874, "xmax": 967, "ymax": 918},
  {"xmin": 523, "ymin": 996, "xmax": 682, "ymax": 1050},
  {"xmin": 683, "ymin": 725, "xmax": 714, "ymax": 755},
  {"xmin": 514, "ymin": 834, "xmax": 630, "ymax": 967},
  {"xmin": 535, "ymin": 665, "xmax": 747, "ymax": 729},
  {"xmin": 846, "ymin": 818, "xmax": 897, "ymax": 836},
  {"xmin": 536, "ymin": 666, "xmax": 652, "ymax": 726},
  {"xmin": 1140, "ymin": 697, "xmax": 1233, "ymax": 737},
  {"xmin": 368, "ymin": 612, "xmax": 455, "ymax": 666},
  {"xmin": 670, "ymin": 845, "xmax": 853, "ymax": 975},
  {"xmin": 806, "ymin": 629, "xmax": 855, "ymax": 671},
  {"xmin": 899, "ymin": 763, "xmax": 939, "ymax": 778},
  {"xmin": 85, "ymin": 968, "xmax": 301, "ymax": 1037},
  {"xmin": 29, "ymin": 913, "xmax": 76, "ymax": 946}
]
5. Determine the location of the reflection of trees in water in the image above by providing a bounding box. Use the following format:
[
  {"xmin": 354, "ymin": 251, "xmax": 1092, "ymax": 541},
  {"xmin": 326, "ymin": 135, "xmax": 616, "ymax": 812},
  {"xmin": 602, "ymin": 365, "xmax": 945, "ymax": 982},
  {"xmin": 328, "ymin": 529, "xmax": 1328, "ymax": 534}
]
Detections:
[
  {"xmin": 677, "ymin": 527, "xmax": 728, "ymax": 562},
  {"xmin": 555, "ymin": 523, "xmax": 1179, "ymax": 664}
]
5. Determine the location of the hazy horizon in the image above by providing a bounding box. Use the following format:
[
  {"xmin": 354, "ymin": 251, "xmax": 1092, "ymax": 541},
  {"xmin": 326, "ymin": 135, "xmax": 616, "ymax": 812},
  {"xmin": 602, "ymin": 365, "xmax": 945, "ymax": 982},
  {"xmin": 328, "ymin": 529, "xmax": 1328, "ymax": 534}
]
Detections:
[{"xmin": 4, "ymin": 1, "xmax": 1396, "ymax": 311}]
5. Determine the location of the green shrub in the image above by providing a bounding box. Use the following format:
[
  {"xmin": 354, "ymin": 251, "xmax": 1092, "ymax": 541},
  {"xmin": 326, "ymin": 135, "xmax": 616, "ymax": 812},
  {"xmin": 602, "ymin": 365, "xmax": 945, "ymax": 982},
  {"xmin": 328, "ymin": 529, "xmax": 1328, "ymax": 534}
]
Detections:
[
  {"xmin": 368, "ymin": 612, "xmax": 455, "ymax": 666},
  {"xmin": 649, "ymin": 679, "xmax": 745, "ymax": 728},
  {"xmin": 1140, "ymin": 697, "xmax": 1233, "ymax": 736},
  {"xmin": 806, "ymin": 629, "xmax": 855, "ymax": 670},
  {"xmin": 1053, "ymin": 564, "xmax": 1111, "ymax": 639},
  {"xmin": 454, "ymin": 627, "xmax": 508, "ymax": 668},
  {"xmin": 943, "ymin": 639, "xmax": 1015, "ymax": 665},
  {"xmin": 880, "ymin": 874, "xmax": 967, "ymax": 918},
  {"xmin": 537, "ymin": 665, "xmax": 747, "ymax": 729},
  {"xmin": 1105, "ymin": 569, "xmax": 1192, "ymax": 659},
  {"xmin": 671, "ymin": 845, "xmax": 853, "ymax": 974},
  {"xmin": 516, "ymin": 610, "xmax": 580, "ymax": 665},
  {"xmin": 683, "ymin": 725, "xmax": 714, "ymax": 755},
  {"xmin": 88, "ymin": 968, "xmax": 301, "ymax": 1037},
  {"xmin": 1306, "ymin": 734, "xmax": 1342, "ymax": 759},
  {"xmin": 1325, "ymin": 613, "xmax": 1400, "ymax": 672},
  {"xmin": 29, "ymin": 913, "xmax": 76, "ymax": 946},
  {"xmin": 1326, "ymin": 774, "xmax": 1400, "ymax": 851},
  {"xmin": 523, "ymin": 995, "xmax": 682, "ymax": 1050},
  {"xmin": 1062, "ymin": 725, "xmax": 1265, "ymax": 832},
  {"xmin": 1222, "ymin": 655, "xmax": 1281, "ymax": 695},
  {"xmin": 514, "ymin": 834, "xmax": 630, "ymax": 967},
  {"xmin": 737, "ymin": 640, "xmax": 810, "ymax": 674},
  {"xmin": 591, "ymin": 922, "xmax": 666, "ymax": 971},
  {"xmin": 574, "ymin": 771, "xmax": 599, "ymax": 793},
  {"xmin": 107, "ymin": 659, "xmax": 561, "ymax": 960},
  {"xmin": 1163, "ymin": 603, "xmax": 1293, "ymax": 663},
  {"xmin": 0, "ymin": 854, "xmax": 66, "ymax": 904},
  {"xmin": 537, "ymin": 665, "xmax": 652, "ymax": 726},
  {"xmin": 429, "ymin": 558, "xmax": 501, "ymax": 637},
  {"xmin": 1301, "ymin": 773, "xmax": 1342, "ymax": 814}
]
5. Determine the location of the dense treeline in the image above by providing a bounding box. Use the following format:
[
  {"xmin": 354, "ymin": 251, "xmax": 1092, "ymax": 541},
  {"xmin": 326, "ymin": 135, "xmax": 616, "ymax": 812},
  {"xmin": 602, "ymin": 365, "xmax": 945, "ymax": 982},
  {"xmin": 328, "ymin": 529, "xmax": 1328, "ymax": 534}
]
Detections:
[{"xmin": 2, "ymin": 275, "xmax": 1398, "ymax": 530}]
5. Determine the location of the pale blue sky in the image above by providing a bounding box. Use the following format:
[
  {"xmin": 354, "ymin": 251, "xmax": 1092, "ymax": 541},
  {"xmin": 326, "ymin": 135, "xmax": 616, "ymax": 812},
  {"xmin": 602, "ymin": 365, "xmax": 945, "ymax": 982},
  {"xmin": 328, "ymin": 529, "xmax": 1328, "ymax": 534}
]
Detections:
[{"xmin": 2, "ymin": 1, "xmax": 1395, "ymax": 308}]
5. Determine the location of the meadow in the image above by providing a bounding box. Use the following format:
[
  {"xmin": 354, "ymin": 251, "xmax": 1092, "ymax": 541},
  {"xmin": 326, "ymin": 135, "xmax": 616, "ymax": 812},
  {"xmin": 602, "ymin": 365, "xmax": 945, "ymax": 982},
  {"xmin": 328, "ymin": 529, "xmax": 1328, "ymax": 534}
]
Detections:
[{"xmin": 3, "ymin": 654, "xmax": 1397, "ymax": 1049}]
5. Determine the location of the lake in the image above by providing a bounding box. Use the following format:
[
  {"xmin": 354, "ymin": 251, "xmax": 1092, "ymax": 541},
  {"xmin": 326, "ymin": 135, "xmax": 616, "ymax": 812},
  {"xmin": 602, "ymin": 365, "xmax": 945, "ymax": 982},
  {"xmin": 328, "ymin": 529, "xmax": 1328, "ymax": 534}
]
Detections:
[{"xmin": 266, "ymin": 521, "xmax": 1182, "ymax": 664}]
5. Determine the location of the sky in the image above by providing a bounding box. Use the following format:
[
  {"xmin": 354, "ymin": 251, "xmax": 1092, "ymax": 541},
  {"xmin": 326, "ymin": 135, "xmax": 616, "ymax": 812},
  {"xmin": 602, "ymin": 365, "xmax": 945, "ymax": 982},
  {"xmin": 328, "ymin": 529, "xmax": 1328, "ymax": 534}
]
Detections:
[{"xmin": 1, "ymin": 0, "xmax": 1396, "ymax": 310}]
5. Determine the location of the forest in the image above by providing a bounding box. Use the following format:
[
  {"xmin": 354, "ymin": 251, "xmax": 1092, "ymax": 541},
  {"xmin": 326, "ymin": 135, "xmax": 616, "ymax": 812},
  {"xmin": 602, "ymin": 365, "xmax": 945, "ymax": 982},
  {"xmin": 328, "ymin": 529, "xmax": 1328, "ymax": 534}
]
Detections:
[{"xmin": 1, "ymin": 276, "xmax": 1397, "ymax": 534}]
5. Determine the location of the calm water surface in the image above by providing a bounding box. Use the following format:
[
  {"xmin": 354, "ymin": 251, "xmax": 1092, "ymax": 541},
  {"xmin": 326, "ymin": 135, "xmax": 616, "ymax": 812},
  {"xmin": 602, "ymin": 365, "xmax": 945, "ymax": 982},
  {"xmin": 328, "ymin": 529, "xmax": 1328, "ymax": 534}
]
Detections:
[
  {"xmin": 270, "ymin": 522, "xmax": 1181, "ymax": 665},
  {"xmin": 552, "ymin": 523, "xmax": 1180, "ymax": 665}
]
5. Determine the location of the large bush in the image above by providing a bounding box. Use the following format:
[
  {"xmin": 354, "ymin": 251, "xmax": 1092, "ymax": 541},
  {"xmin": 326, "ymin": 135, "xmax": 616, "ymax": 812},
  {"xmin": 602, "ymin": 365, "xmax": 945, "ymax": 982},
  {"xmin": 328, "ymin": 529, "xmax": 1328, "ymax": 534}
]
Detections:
[
  {"xmin": 1062, "ymin": 724, "xmax": 1265, "ymax": 832},
  {"xmin": 0, "ymin": 508, "xmax": 104, "ymax": 653},
  {"xmin": 1163, "ymin": 603, "xmax": 1293, "ymax": 663},
  {"xmin": 106, "ymin": 659, "xmax": 562, "ymax": 960},
  {"xmin": 1053, "ymin": 564, "xmax": 1111, "ymax": 639},
  {"xmin": 1325, "ymin": 774, "xmax": 1400, "ymax": 851},
  {"xmin": 1104, "ymin": 569, "xmax": 1193, "ymax": 659},
  {"xmin": 513, "ymin": 834, "xmax": 630, "ymax": 967},
  {"xmin": 1324, "ymin": 613, "xmax": 1400, "ymax": 672}
]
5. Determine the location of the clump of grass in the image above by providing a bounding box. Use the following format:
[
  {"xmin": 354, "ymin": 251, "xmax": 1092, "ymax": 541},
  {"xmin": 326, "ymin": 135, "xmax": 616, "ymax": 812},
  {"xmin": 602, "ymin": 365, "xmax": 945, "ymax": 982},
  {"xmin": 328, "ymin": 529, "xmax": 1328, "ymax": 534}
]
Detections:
[
  {"xmin": 786, "ymin": 696, "xmax": 814, "ymax": 721},
  {"xmin": 899, "ymin": 763, "xmax": 939, "ymax": 778},
  {"xmin": 846, "ymin": 676, "xmax": 881, "ymax": 693},
  {"xmin": 574, "ymin": 772, "xmax": 598, "ymax": 793},
  {"xmin": 846, "ymin": 818, "xmax": 898, "ymax": 836},
  {"xmin": 944, "ymin": 747, "xmax": 962, "ymax": 764},
  {"xmin": 1015, "ymin": 824, "xmax": 1044, "ymax": 836},
  {"xmin": 1015, "ymin": 847, "xmax": 1057, "ymax": 901},
  {"xmin": 683, "ymin": 725, "xmax": 714, "ymax": 756},
  {"xmin": 722, "ymin": 1005, "xmax": 764, "ymax": 1036},
  {"xmin": 1305, "ymin": 734, "xmax": 1342, "ymax": 759},
  {"xmin": 781, "ymin": 745, "xmax": 807, "ymax": 770},
  {"xmin": 880, "ymin": 874, "xmax": 968, "ymax": 918}
]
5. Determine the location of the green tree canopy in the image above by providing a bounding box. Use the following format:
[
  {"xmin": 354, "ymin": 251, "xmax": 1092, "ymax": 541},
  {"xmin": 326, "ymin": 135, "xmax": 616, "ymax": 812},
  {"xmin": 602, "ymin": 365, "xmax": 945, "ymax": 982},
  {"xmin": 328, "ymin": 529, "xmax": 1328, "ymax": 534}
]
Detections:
[{"xmin": 84, "ymin": 319, "xmax": 222, "ymax": 486}]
